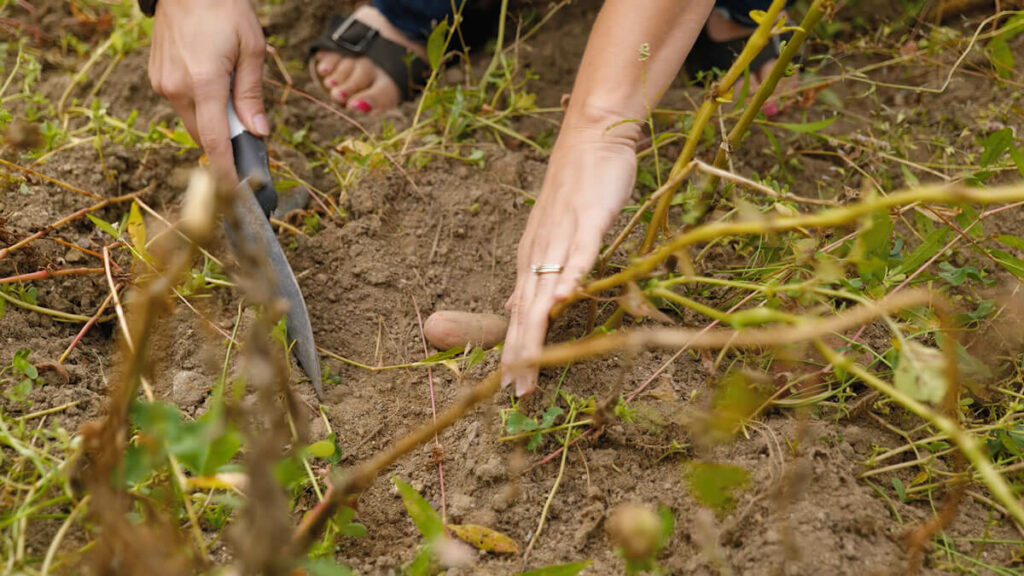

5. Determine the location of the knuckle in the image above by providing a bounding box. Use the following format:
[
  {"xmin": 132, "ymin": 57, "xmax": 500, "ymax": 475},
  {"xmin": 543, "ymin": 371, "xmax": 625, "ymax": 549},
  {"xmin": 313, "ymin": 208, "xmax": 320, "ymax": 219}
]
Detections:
[
  {"xmin": 199, "ymin": 132, "xmax": 228, "ymax": 153},
  {"xmin": 247, "ymin": 38, "xmax": 267, "ymax": 58}
]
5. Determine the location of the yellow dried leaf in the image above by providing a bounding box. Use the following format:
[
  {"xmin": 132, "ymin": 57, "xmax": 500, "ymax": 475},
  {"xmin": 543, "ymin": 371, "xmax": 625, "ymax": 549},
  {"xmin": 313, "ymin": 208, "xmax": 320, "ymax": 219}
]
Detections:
[
  {"xmin": 447, "ymin": 524, "xmax": 518, "ymax": 554},
  {"xmin": 126, "ymin": 200, "xmax": 149, "ymax": 261}
]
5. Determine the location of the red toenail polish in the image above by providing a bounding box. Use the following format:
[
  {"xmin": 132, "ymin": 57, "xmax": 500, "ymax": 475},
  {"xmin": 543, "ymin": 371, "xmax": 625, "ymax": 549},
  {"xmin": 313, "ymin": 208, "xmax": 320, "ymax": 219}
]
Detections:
[{"xmin": 351, "ymin": 99, "xmax": 372, "ymax": 113}]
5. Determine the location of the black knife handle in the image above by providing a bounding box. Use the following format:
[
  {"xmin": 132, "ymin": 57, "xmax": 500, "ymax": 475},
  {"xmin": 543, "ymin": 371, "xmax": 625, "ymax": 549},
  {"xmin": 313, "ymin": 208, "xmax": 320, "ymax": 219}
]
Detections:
[{"xmin": 231, "ymin": 130, "xmax": 278, "ymax": 218}]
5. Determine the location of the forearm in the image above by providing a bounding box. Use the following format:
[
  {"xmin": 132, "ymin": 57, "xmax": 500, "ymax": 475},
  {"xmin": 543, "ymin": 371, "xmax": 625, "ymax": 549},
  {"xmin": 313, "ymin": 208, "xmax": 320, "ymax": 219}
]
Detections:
[{"xmin": 563, "ymin": 0, "xmax": 715, "ymax": 139}]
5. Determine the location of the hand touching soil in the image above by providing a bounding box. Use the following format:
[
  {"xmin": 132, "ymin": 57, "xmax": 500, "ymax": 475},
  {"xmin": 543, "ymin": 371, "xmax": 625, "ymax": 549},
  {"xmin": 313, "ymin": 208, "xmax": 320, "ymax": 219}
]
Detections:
[{"xmin": 501, "ymin": 122, "xmax": 639, "ymax": 396}]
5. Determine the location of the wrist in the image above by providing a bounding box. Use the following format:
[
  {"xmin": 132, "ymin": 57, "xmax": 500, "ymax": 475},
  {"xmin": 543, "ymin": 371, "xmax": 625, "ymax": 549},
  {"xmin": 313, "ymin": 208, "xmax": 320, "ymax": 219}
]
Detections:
[{"xmin": 560, "ymin": 95, "xmax": 644, "ymax": 149}]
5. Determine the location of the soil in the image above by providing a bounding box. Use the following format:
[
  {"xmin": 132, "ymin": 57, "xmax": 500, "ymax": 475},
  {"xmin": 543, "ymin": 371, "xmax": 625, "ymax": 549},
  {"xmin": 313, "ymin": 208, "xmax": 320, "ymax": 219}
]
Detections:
[{"xmin": 2, "ymin": 1, "xmax": 1024, "ymax": 575}]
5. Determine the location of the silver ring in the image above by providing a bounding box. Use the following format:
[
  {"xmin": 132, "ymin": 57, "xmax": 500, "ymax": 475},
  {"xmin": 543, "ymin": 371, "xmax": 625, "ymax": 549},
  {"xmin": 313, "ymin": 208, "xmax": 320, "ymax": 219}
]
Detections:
[{"xmin": 531, "ymin": 264, "xmax": 564, "ymax": 275}]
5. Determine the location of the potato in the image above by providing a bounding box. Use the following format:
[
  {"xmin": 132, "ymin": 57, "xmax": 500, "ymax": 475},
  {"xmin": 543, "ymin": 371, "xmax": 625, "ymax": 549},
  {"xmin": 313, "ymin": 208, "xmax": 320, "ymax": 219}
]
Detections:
[{"xmin": 423, "ymin": 311, "xmax": 508, "ymax": 350}]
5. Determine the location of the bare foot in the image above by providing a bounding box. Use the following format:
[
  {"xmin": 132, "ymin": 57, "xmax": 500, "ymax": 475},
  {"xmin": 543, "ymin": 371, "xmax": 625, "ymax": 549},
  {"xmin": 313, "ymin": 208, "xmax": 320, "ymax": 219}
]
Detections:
[{"xmin": 311, "ymin": 4, "xmax": 427, "ymax": 113}]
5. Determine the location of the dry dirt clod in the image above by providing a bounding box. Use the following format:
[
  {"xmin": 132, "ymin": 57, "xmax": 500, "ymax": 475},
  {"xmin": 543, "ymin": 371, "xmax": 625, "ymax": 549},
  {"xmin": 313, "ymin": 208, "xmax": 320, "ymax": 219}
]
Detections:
[{"xmin": 605, "ymin": 502, "xmax": 663, "ymax": 561}]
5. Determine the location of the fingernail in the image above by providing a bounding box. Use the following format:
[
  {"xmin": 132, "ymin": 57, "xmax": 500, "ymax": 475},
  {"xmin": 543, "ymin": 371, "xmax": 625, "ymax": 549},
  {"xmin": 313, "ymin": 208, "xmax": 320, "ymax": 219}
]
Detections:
[
  {"xmin": 331, "ymin": 88, "xmax": 348, "ymax": 102},
  {"xmin": 515, "ymin": 377, "xmax": 535, "ymax": 397},
  {"xmin": 501, "ymin": 373, "xmax": 513, "ymax": 389},
  {"xmin": 325, "ymin": 77, "xmax": 337, "ymax": 88},
  {"xmin": 317, "ymin": 62, "xmax": 332, "ymax": 75},
  {"xmin": 252, "ymin": 113, "xmax": 270, "ymax": 137},
  {"xmin": 351, "ymin": 99, "xmax": 372, "ymax": 113}
]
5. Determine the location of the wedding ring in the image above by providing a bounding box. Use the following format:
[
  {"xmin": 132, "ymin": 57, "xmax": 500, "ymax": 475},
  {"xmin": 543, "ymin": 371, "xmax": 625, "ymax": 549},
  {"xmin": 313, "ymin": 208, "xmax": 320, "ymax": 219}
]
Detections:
[{"xmin": 531, "ymin": 264, "xmax": 564, "ymax": 275}]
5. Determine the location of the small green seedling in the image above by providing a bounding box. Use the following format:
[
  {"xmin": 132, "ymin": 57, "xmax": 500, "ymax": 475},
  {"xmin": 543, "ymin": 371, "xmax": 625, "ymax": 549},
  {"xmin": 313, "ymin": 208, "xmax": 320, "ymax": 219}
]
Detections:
[{"xmin": 3, "ymin": 349, "xmax": 41, "ymax": 404}]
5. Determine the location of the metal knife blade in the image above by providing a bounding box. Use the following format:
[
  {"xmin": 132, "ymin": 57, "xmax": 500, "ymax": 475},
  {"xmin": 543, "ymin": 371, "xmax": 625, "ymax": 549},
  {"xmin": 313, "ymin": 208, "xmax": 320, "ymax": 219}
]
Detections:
[{"xmin": 226, "ymin": 101, "xmax": 323, "ymax": 399}]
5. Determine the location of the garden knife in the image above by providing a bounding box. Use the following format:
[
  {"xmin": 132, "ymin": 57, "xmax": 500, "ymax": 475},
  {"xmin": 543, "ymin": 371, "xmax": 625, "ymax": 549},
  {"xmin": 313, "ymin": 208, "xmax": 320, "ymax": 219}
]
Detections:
[{"xmin": 225, "ymin": 100, "xmax": 323, "ymax": 399}]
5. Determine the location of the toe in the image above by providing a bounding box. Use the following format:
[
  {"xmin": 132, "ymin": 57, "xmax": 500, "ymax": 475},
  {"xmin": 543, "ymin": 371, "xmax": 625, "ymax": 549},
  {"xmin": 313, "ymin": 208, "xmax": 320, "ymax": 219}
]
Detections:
[
  {"xmin": 347, "ymin": 74, "xmax": 401, "ymax": 114},
  {"xmin": 314, "ymin": 52, "xmax": 342, "ymax": 78},
  {"xmin": 333, "ymin": 59, "xmax": 376, "ymax": 104},
  {"xmin": 323, "ymin": 58, "xmax": 356, "ymax": 100}
]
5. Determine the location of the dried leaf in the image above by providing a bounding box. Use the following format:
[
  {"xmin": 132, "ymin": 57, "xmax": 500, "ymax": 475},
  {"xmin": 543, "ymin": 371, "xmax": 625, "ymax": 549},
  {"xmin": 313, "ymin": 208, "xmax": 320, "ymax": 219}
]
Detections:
[
  {"xmin": 621, "ymin": 282, "xmax": 673, "ymax": 323},
  {"xmin": 447, "ymin": 524, "xmax": 518, "ymax": 554}
]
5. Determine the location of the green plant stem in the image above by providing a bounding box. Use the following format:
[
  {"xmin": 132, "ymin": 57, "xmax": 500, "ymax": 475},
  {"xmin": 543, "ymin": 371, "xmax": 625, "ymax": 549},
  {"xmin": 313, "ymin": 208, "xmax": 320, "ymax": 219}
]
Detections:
[
  {"xmin": 706, "ymin": 0, "xmax": 827, "ymax": 196},
  {"xmin": 0, "ymin": 290, "xmax": 96, "ymax": 323},
  {"xmin": 815, "ymin": 341, "xmax": 1024, "ymax": 528},
  {"xmin": 523, "ymin": 405, "xmax": 576, "ymax": 565},
  {"xmin": 565, "ymin": 183, "xmax": 1024, "ymax": 309},
  {"xmin": 640, "ymin": 0, "xmax": 789, "ymax": 254},
  {"xmin": 538, "ymin": 289, "xmax": 933, "ymax": 368}
]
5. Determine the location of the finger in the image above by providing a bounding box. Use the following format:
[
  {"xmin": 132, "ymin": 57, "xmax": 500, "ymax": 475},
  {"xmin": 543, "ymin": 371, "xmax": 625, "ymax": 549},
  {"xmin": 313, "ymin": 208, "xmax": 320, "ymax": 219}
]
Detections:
[
  {"xmin": 553, "ymin": 227, "xmax": 602, "ymax": 301},
  {"xmin": 508, "ymin": 235, "xmax": 571, "ymax": 396},
  {"xmin": 192, "ymin": 72, "xmax": 235, "ymax": 185},
  {"xmin": 169, "ymin": 96, "xmax": 199, "ymax": 146},
  {"xmin": 513, "ymin": 272, "xmax": 562, "ymax": 397},
  {"xmin": 233, "ymin": 32, "xmax": 268, "ymax": 136}
]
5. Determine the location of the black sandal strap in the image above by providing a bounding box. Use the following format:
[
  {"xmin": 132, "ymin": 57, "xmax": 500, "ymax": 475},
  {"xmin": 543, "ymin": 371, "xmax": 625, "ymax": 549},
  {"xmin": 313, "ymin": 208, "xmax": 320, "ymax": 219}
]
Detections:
[{"xmin": 308, "ymin": 14, "xmax": 429, "ymax": 102}]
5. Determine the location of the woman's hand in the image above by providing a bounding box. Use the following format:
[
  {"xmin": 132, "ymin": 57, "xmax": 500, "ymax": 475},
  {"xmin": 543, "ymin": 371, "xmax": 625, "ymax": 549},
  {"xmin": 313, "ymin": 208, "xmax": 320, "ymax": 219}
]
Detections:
[
  {"xmin": 501, "ymin": 119, "xmax": 640, "ymax": 396},
  {"xmin": 148, "ymin": 0, "xmax": 268, "ymax": 184}
]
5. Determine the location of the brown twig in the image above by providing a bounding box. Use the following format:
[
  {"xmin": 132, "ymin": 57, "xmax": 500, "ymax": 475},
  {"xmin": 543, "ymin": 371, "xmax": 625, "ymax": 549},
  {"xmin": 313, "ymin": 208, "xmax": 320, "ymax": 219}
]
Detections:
[
  {"xmin": 0, "ymin": 158, "xmax": 104, "ymax": 200},
  {"xmin": 0, "ymin": 267, "xmax": 104, "ymax": 285},
  {"xmin": 0, "ymin": 185, "xmax": 153, "ymax": 260}
]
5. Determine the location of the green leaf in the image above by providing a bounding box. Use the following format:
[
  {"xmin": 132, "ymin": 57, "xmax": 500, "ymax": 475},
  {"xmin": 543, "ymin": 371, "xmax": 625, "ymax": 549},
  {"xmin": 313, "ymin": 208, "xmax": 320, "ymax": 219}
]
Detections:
[
  {"xmin": 505, "ymin": 412, "xmax": 538, "ymax": 435},
  {"xmin": 900, "ymin": 163, "xmax": 919, "ymax": 188},
  {"xmin": 685, "ymin": 462, "xmax": 750, "ymax": 512},
  {"xmin": 937, "ymin": 262, "xmax": 984, "ymax": 287},
  {"xmin": 465, "ymin": 346, "xmax": 486, "ymax": 368},
  {"xmin": 894, "ymin": 227, "xmax": 949, "ymax": 276},
  {"xmin": 996, "ymin": 234, "xmax": 1024, "ymax": 252},
  {"xmin": 511, "ymin": 561, "xmax": 592, "ymax": 576},
  {"xmin": 771, "ymin": 115, "xmax": 837, "ymax": 134},
  {"xmin": 394, "ymin": 477, "xmax": 444, "ymax": 542},
  {"xmin": 405, "ymin": 547, "xmax": 435, "ymax": 576},
  {"xmin": 657, "ymin": 506, "xmax": 675, "ymax": 548},
  {"xmin": 308, "ymin": 440, "xmax": 336, "ymax": 459},
  {"xmin": 894, "ymin": 341, "xmax": 948, "ymax": 405},
  {"xmin": 86, "ymin": 213, "xmax": 120, "ymax": 239},
  {"xmin": 980, "ymin": 128, "xmax": 1013, "ymax": 167},
  {"xmin": 300, "ymin": 558, "xmax": 355, "ymax": 576},
  {"xmin": 538, "ymin": 406, "xmax": 564, "ymax": 429},
  {"xmin": 421, "ymin": 346, "xmax": 465, "ymax": 364},
  {"xmin": 990, "ymin": 249, "xmax": 1024, "ymax": 280},
  {"xmin": 985, "ymin": 14, "xmax": 1024, "ymax": 79},
  {"xmin": 1009, "ymin": 146, "xmax": 1024, "ymax": 178},
  {"xmin": 426, "ymin": 20, "xmax": 450, "ymax": 70},
  {"xmin": 891, "ymin": 477, "xmax": 907, "ymax": 502}
]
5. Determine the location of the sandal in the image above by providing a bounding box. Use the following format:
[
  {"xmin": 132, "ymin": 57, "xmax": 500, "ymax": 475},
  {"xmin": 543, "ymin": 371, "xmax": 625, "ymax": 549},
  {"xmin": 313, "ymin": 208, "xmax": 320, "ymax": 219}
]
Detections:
[{"xmin": 307, "ymin": 14, "xmax": 430, "ymax": 103}]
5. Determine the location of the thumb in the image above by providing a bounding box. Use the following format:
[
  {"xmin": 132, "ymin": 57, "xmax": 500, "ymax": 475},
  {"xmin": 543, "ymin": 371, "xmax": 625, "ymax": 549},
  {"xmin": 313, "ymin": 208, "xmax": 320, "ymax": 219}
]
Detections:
[{"xmin": 233, "ymin": 34, "xmax": 269, "ymax": 137}]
